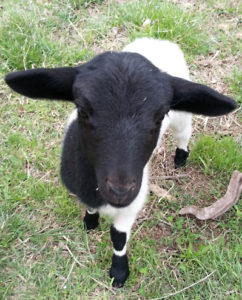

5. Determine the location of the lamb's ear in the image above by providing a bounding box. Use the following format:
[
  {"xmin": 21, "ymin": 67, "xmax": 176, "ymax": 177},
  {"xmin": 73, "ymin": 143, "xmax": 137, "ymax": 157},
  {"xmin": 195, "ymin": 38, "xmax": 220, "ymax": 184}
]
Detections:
[
  {"xmin": 4, "ymin": 67, "xmax": 78, "ymax": 101},
  {"xmin": 170, "ymin": 76, "xmax": 237, "ymax": 116}
]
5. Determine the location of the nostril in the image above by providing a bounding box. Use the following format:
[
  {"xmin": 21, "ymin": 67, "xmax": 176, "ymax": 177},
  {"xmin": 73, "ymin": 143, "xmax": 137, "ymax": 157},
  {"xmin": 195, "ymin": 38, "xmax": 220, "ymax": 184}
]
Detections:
[
  {"xmin": 105, "ymin": 178, "xmax": 113, "ymax": 192},
  {"xmin": 106, "ymin": 179, "xmax": 124, "ymax": 195},
  {"xmin": 129, "ymin": 180, "xmax": 136, "ymax": 191},
  {"xmin": 105, "ymin": 178, "xmax": 136, "ymax": 197}
]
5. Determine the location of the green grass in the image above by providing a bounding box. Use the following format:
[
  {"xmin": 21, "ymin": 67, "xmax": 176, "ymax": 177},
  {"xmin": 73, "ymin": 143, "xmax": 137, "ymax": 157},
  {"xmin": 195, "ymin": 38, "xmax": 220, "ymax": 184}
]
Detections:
[
  {"xmin": 205, "ymin": 0, "xmax": 242, "ymax": 15},
  {"xmin": 110, "ymin": 0, "xmax": 211, "ymax": 55},
  {"xmin": 0, "ymin": 0, "xmax": 93, "ymax": 72},
  {"xmin": 0, "ymin": 0, "xmax": 241, "ymax": 299},
  {"xmin": 0, "ymin": 0, "xmax": 211, "ymax": 73},
  {"xmin": 229, "ymin": 67, "xmax": 242, "ymax": 105},
  {"xmin": 190, "ymin": 135, "xmax": 242, "ymax": 176}
]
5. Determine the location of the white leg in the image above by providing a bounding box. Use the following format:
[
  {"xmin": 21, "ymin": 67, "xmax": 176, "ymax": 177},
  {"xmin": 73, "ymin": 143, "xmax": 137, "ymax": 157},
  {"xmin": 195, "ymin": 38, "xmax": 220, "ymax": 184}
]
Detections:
[
  {"xmin": 109, "ymin": 210, "xmax": 138, "ymax": 287},
  {"xmin": 170, "ymin": 111, "xmax": 192, "ymax": 151},
  {"xmin": 112, "ymin": 213, "xmax": 137, "ymax": 255},
  {"xmin": 169, "ymin": 111, "xmax": 192, "ymax": 168}
]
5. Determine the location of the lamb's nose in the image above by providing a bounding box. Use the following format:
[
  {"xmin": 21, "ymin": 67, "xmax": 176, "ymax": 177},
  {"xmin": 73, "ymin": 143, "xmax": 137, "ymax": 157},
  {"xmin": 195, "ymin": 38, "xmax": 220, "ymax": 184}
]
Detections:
[{"xmin": 105, "ymin": 178, "xmax": 136, "ymax": 198}]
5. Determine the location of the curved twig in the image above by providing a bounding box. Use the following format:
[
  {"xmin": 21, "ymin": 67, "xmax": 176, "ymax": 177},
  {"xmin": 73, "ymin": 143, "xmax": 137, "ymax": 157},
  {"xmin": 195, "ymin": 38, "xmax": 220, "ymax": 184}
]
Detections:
[{"xmin": 179, "ymin": 170, "xmax": 242, "ymax": 220}]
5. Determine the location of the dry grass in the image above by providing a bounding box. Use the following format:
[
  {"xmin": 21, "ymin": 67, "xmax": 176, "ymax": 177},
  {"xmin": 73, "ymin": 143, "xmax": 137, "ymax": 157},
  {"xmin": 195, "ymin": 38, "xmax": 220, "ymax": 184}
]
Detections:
[{"xmin": 1, "ymin": 0, "xmax": 241, "ymax": 299}]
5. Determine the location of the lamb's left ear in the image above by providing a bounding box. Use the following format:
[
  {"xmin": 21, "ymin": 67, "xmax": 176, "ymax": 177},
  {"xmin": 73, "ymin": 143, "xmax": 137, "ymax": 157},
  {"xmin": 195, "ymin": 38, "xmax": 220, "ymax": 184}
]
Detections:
[
  {"xmin": 5, "ymin": 67, "xmax": 78, "ymax": 101},
  {"xmin": 170, "ymin": 76, "xmax": 237, "ymax": 116}
]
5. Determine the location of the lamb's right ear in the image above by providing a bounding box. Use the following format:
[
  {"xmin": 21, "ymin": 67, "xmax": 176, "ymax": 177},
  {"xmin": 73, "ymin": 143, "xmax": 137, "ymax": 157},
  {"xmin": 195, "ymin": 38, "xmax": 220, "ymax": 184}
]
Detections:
[{"xmin": 4, "ymin": 67, "xmax": 78, "ymax": 101}]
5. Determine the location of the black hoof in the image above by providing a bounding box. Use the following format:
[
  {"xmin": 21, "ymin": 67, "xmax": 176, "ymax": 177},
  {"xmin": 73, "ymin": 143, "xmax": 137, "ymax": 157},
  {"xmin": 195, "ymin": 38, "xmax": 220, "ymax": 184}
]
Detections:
[
  {"xmin": 112, "ymin": 280, "xmax": 125, "ymax": 288},
  {"xmin": 110, "ymin": 254, "xmax": 130, "ymax": 288},
  {"xmin": 83, "ymin": 210, "xmax": 99, "ymax": 231},
  {"xmin": 174, "ymin": 147, "xmax": 189, "ymax": 169}
]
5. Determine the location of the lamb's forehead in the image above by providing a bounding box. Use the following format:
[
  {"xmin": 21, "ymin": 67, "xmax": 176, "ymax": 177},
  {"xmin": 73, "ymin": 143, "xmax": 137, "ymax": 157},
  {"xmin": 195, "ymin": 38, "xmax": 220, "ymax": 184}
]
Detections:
[
  {"xmin": 73, "ymin": 51, "xmax": 172, "ymax": 111},
  {"xmin": 75, "ymin": 52, "xmax": 162, "ymax": 86}
]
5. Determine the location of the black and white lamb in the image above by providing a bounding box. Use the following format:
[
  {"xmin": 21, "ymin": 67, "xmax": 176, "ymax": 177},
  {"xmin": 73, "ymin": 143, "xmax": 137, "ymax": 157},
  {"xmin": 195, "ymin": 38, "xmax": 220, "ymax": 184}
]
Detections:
[{"xmin": 5, "ymin": 38, "xmax": 237, "ymax": 287}]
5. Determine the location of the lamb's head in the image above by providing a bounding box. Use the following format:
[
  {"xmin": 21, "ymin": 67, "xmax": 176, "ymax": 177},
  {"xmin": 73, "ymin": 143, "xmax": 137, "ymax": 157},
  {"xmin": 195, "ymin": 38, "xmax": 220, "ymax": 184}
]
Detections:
[
  {"xmin": 72, "ymin": 52, "xmax": 171, "ymax": 207},
  {"xmin": 5, "ymin": 51, "xmax": 237, "ymax": 207}
]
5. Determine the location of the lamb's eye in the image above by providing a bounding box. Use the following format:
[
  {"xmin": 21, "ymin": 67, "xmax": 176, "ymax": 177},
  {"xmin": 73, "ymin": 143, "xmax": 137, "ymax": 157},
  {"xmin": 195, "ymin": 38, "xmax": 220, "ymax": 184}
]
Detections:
[
  {"xmin": 155, "ymin": 115, "xmax": 164, "ymax": 127},
  {"xmin": 150, "ymin": 115, "xmax": 164, "ymax": 135},
  {"xmin": 155, "ymin": 119, "xmax": 161, "ymax": 127},
  {"xmin": 78, "ymin": 108, "xmax": 89, "ymax": 120}
]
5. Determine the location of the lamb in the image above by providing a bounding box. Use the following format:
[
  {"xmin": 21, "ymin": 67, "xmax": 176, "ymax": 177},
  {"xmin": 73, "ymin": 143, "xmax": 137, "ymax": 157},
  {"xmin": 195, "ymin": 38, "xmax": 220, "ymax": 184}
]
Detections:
[{"xmin": 5, "ymin": 38, "xmax": 237, "ymax": 287}]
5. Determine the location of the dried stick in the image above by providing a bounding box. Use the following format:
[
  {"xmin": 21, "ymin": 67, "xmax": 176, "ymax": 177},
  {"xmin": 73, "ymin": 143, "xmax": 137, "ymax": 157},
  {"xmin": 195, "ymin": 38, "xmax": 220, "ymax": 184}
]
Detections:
[
  {"xmin": 65, "ymin": 245, "xmax": 86, "ymax": 268},
  {"xmin": 89, "ymin": 275, "xmax": 116, "ymax": 295},
  {"xmin": 152, "ymin": 270, "xmax": 216, "ymax": 299},
  {"xmin": 151, "ymin": 173, "xmax": 190, "ymax": 180},
  {"xmin": 65, "ymin": 245, "xmax": 116, "ymax": 294},
  {"xmin": 61, "ymin": 261, "xmax": 76, "ymax": 289},
  {"xmin": 150, "ymin": 183, "xmax": 175, "ymax": 202},
  {"xmin": 179, "ymin": 171, "xmax": 242, "ymax": 220}
]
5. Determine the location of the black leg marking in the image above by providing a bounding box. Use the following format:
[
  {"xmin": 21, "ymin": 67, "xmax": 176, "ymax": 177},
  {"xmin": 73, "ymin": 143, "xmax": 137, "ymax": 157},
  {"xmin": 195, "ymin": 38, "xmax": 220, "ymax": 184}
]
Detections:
[
  {"xmin": 110, "ymin": 225, "xmax": 129, "ymax": 287},
  {"xmin": 83, "ymin": 210, "xmax": 99, "ymax": 231},
  {"xmin": 174, "ymin": 147, "xmax": 189, "ymax": 168},
  {"xmin": 110, "ymin": 225, "xmax": 126, "ymax": 251},
  {"xmin": 110, "ymin": 254, "xmax": 130, "ymax": 288}
]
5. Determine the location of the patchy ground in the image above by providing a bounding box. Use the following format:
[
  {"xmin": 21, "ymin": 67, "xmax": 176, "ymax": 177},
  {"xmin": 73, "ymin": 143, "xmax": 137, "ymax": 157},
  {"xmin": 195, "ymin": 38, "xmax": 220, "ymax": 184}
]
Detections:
[{"xmin": 0, "ymin": 0, "xmax": 241, "ymax": 299}]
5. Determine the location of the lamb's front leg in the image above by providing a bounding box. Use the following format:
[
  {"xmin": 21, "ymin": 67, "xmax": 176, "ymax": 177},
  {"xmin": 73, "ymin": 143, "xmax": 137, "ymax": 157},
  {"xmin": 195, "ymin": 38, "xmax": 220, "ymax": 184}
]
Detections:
[
  {"xmin": 110, "ymin": 214, "xmax": 137, "ymax": 287},
  {"xmin": 109, "ymin": 166, "xmax": 149, "ymax": 287}
]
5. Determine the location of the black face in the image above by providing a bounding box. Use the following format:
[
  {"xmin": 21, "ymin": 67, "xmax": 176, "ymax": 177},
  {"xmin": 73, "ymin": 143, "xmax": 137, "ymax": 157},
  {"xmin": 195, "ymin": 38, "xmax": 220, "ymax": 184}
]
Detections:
[{"xmin": 73, "ymin": 52, "xmax": 172, "ymax": 207}]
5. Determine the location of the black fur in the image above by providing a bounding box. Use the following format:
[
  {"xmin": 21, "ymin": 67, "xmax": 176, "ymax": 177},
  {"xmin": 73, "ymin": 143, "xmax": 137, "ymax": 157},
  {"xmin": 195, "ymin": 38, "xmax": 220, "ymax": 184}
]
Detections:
[
  {"xmin": 83, "ymin": 210, "xmax": 99, "ymax": 231},
  {"xmin": 5, "ymin": 67, "xmax": 77, "ymax": 100},
  {"xmin": 110, "ymin": 225, "xmax": 127, "ymax": 251},
  {"xmin": 174, "ymin": 147, "xmax": 189, "ymax": 168},
  {"xmin": 170, "ymin": 77, "xmax": 237, "ymax": 116},
  {"xmin": 61, "ymin": 120, "xmax": 105, "ymax": 208},
  {"xmin": 110, "ymin": 254, "xmax": 129, "ymax": 288},
  {"xmin": 73, "ymin": 52, "xmax": 172, "ymax": 207}
]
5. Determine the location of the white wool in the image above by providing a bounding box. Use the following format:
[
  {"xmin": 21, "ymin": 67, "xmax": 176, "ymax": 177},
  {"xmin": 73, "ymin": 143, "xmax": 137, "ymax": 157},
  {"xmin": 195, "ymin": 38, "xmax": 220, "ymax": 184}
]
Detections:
[
  {"xmin": 122, "ymin": 37, "xmax": 190, "ymax": 80},
  {"xmin": 65, "ymin": 108, "xmax": 78, "ymax": 132},
  {"xmin": 123, "ymin": 38, "xmax": 192, "ymax": 151}
]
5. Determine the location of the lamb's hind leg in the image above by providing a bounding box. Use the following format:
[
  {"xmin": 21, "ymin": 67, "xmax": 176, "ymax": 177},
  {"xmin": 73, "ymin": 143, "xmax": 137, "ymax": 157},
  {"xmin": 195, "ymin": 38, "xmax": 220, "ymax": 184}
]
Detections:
[{"xmin": 170, "ymin": 111, "xmax": 192, "ymax": 168}]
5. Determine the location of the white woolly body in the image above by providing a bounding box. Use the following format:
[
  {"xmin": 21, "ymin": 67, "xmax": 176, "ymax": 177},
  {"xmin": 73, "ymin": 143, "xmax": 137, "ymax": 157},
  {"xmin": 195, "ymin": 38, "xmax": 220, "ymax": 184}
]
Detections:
[
  {"xmin": 65, "ymin": 108, "xmax": 78, "ymax": 131},
  {"xmin": 65, "ymin": 38, "xmax": 192, "ymax": 250},
  {"xmin": 123, "ymin": 38, "xmax": 190, "ymax": 79},
  {"xmin": 123, "ymin": 38, "xmax": 192, "ymax": 152}
]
